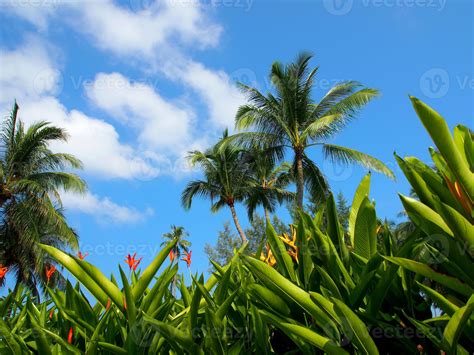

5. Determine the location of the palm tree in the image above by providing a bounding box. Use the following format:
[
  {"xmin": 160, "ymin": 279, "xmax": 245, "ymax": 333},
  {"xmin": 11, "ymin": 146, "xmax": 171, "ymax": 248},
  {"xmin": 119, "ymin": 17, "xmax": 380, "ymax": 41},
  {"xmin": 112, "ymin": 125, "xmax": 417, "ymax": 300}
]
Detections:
[
  {"xmin": 0, "ymin": 101, "xmax": 86, "ymax": 295},
  {"xmin": 233, "ymin": 52, "xmax": 394, "ymax": 209},
  {"xmin": 243, "ymin": 149, "xmax": 294, "ymax": 223},
  {"xmin": 161, "ymin": 225, "xmax": 191, "ymax": 296},
  {"xmin": 161, "ymin": 225, "xmax": 191, "ymax": 260},
  {"xmin": 182, "ymin": 130, "xmax": 251, "ymax": 243}
]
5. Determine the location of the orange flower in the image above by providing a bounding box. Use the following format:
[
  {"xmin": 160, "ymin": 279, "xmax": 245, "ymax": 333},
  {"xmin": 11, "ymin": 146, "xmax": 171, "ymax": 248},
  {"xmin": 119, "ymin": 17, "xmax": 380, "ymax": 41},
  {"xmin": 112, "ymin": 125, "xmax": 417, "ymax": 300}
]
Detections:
[
  {"xmin": 49, "ymin": 310, "xmax": 54, "ymax": 320},
  {"xmin": 260, "ymin": 247, "xmax": 277, "ymax": 267},
  {"xmin": 45, "ymin": 265, "xmax": 56, "ymax": 283},
  {"xmin": 0, "ymin": 265, "xmax": 8, "ymax": 279},
  {"xmin": 181, "ymin": 251, "xmax": 192, "ymax": 267},
  {"xmin": 124, "ymin": 253, "xmax": 142, "ymax": 271},
  {"xmin": 77, "ymin": 251, "xmax": 89, "ymax": 260},
  {"xmin": 169, "ymin": 249, "xmax": 176, "ymax": 262},
  {"xmin": 67, "ymin": 327, "xmax": 73, "ymax": 344},
  {"xmin": 106, "ymin": 298, "xmax": 111, "ymax": 311}
]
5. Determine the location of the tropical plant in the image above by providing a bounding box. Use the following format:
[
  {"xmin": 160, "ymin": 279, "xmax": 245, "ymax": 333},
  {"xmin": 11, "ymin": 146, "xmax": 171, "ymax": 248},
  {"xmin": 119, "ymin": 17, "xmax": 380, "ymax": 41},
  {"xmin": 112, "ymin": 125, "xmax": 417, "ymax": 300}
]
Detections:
[
  {"xmin": 241, "ymin": 149, "xmax": 294, "ymax": 222},
  {"xmin": 161, "ymin": 225, "xmax": 191, "ymax": 295},
  {"xmin": 161, "ymin": 225, "xmax": 191, "ymax": 262},
  {"xmin": 0, "ymin": 101, "xmax": 86, "ymax": 296},
  {"xmin": 231, "ymin": 52, "xmax": 394, "ymax": 209},
  {"xmin": 386, "ymin": 97, "xmax": 474, "ymax": 354},
  {"xmin": 182, "ymin": 130, "xmax": 252, "ymax": 243},
  {"xmin": 0, "ymin": 98, "xmax": 471, "ymax": 355}
]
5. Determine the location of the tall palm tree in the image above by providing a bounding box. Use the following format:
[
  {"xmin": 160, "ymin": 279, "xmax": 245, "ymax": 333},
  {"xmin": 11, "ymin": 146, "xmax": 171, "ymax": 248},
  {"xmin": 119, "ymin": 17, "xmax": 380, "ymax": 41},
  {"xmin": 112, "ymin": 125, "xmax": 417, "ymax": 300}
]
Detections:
[
  {"xmin": 233, "ymin": 53, "xmax": 394, "ymax": 209},
  {"xmin": 161, "ymin": 225, "xmax": 191, "ymax": 260},
  {"xmin": 243, "ymin": 149, "xmax": 294, "ymax": 222},
  {"xmin": 182, "ymin": 130, "xmax": 251, "ymax": 243},
  {"xmin": 0, "ymin": 101, "xmax": 86, "ymax": 295}
]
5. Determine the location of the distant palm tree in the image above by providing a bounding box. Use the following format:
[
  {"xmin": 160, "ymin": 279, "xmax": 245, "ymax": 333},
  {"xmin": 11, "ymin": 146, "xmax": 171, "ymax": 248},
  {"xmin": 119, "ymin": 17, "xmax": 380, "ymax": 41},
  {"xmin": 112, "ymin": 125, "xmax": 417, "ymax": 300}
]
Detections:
[
  {"xmin": 161, "ymin": 225, "xmax": 191, "ymax": 260},
  {"xmin": 182, "ymin": 130, "xmax": 251, "ymax": 243},
  {"xmin": 232, "ymin": 52, "xmax": 394, "ymax": 209},
  {"xmin": 161, "ymin": 225, "xmax": 191, "ymax": 296},
  {"xmin": 0, "ymin": 101, "xmax": 86, "ymax": 295},
  {"xmin": 243, "ymin": 149, "xmax": 294, "ymax": 223}
]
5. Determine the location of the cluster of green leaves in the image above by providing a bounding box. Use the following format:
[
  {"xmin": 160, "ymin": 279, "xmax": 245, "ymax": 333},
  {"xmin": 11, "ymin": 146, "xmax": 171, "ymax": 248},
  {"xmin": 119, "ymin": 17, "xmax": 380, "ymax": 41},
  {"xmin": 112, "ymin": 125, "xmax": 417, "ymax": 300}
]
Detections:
[
  {"xmin": 0, "ymin": 101, "xmax": 86, "ymax": 295},
  {"xmin": 0, "ymin": 98, "xmax": 472, "ymax": 354}
]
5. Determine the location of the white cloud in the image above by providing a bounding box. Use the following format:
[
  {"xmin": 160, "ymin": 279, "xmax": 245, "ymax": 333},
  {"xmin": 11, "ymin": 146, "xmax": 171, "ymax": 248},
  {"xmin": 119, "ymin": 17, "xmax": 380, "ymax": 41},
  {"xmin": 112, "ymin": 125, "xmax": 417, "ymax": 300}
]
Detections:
[
  {"xmin": 1, "ymin": 0, "xmax": 57, "ymax": 31},
  {"xmin": 16, "ymin": 97, "xmax": 160, "ymax": 180},
  {"xmin": 85, "ymin": 72, "xmax": 194, "ymax": 150},
  {"xmin": 0, "ymin": 39, "xmax": 163, "ymax": 180},
  {"xmin": 66, "ymin": 0, "xmax": 244, "ymax": 130},
  {"xmin": 68, "ymin": 0, "xmax": 222, "ymax": 57},
  {"xmin": 61, "ymin": 191, "xmax": 154, "ymax": 224},
  {"xmin": 165, "ymin": 59, "xmax": 245, "ymax": 129},
  {"xmin": 0, "ymin": 36, "xmax": 62, "ymax": 100}
]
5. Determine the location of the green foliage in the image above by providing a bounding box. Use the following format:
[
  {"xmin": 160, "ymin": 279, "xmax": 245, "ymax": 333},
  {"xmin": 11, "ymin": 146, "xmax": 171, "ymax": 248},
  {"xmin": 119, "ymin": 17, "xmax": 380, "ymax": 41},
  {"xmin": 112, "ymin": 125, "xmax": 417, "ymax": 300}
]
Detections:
[
  {"xmin": 229, "ymin": 52, "xmax": 392, "ymax": 208},
  {"xmin": 1, "ymin": 97, "xmax": 472, "ymax": 353},
  {"xmin": 0, "ymin": 101, "xmax": 86, "ymax": 294}
]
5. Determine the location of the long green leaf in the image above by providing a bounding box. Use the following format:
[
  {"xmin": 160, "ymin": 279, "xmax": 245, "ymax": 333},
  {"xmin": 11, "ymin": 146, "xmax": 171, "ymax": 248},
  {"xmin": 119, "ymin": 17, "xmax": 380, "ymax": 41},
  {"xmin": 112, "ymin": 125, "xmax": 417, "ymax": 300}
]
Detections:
[
  {"xmin": 331, "ymin": 298, "xmax": 379, "ymax": 355},
  {"xmin": 349, "ymin": 173, "xmax": 371, "ymax": 247},
  {"xmin": 410, "ymin": 96, "xmax": 474, "ymax": 200},
  {"xmin": 133, "ymin": 239, "xmax": 177, "ymax": 299},
  {"xmin": 260, "ymin": 311, "xmax": 348, "ymax": 354},
  {"xmin": 383, "ymin": 256, "xmax": 473, "ymax": 297}
]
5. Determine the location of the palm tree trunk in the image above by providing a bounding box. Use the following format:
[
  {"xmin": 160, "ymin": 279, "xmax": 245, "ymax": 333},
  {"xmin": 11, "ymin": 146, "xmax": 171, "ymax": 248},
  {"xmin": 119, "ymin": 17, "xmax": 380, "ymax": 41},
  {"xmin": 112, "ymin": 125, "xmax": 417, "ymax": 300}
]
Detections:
[
  {"xmin": 171, "ymin": 275, "xmax": 177, "ymax": 297},
  {"xmin": 263, "ymin": 207, "xmax": 270, "ymax": 225},
  {"xmin": 295, "ymin": 149, "xmax": 305, "ymax": 209},
  {"xmin": 229, "ymin": 203, "xmax": 247, "ymax": 244}
]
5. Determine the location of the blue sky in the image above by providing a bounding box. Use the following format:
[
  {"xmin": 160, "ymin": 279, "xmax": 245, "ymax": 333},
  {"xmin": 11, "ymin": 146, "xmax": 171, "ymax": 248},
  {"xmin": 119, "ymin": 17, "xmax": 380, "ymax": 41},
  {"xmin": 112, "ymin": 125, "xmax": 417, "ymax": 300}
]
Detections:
[{"xmin": 0, "ymin": 0, "xmax": 472, "ymax": 287}]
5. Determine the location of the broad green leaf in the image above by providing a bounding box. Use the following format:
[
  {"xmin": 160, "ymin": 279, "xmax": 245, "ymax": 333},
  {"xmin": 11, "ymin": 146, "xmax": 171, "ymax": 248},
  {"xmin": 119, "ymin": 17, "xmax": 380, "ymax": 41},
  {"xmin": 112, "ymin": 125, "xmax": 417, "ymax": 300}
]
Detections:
[
  {"xmin": 416, "ymin": 282, "xmax": 459, "ymax": 316},
  {"xmin": 248, "ymin": 284, "xmax": 291, "ymax": 316},
  {"xmin": 410, "ymin": 96, "xmax": 474, "ymax": 201},
  {"xmin": 331, "ymin": 298, "xmax": 379, "ymax": 355},
  {"xmin": 434, "ymin": 199, "xmax": 474, "ymax": 256},
  {"xmin": 133, "ymin": 239, "xmax": 177, "ymax": 299},
  {"xmin": 215, "ymin": 289, "xmax": 239, "ymax": 320},
  {"xmin": 119, "ymin": 266, "xmax": 136, "ymax": 325},
  {"xmin": 296, "ymin": 212, "xmax": 313, "ymax": 288},
  {"xmin": 143, "ymin": 314, "xmax": 202, "ymax": 354},
  {"xmin": 326, "ymin": 193, "xmax": 349, "ymax": 264},
  {"xmin": 97, "ymin": 342, "xmax": 127, "ymax": 354},
  {"xmin": 349, "ymin": 173, "xmax": 371, "ymax": 247},
  {"xmin": 399, "ymin": 195, "xmax": 453, "ymax": 236},
  {"xmin": 383, "ymin": 256, "xmax": 473, "ymax": 297},
  {"xmin": 241, "ymin": 255, "xmax": 339, "ymax": 339},
  {"xmin": 443, "ymin": 294, "xmax": 474, "ymax": 353},
  {"xmin": 266, "ymin": 220, "xmax": 297, "ymax": 282},
  {"xmin": 0, "ymin": 319, "xmax": 23, "ymax": 354},
  {"xmin": 353, "ymin": 197, "xmax": 377, "ymax": 259},
  {"xmin": 260, "ymin": 311, "xmax": 348, "ymax": 354},
  {"xmin": 39, "ymin": 244, "xmax": 109, "ymax": 306}
]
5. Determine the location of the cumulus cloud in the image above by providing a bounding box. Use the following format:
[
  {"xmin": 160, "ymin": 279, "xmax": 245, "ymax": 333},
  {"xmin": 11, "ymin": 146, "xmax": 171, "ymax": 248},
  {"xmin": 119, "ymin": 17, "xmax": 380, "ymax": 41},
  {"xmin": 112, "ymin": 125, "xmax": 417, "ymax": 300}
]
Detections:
[
  {"xmin": 66, "ymin": 0, "xmax": 244, "ymax": 130},
  {"xmin": 85, "ymin": 72, "xmax": 194, "ymax": 150},
  {"xmin": 0, "ymin": 39, "xmax": 158, "ymax": 224},
  {"xmin": 68, "ymin": 0, "xmax": 222, "ymax": 57},
  {"xmin": 164, "ymin": 59, "xmax": 245, "ymax": 129},
  {"xmin": 16, "ymin": 97, "xmax": 160, "ymax": 180},
  {"xmin": 0, "ymin": 36, "xmax": 62, "ymax": 100},
  {"xmin": 61, "ymin": 191, "xmax": 154, "ymax": 224}
]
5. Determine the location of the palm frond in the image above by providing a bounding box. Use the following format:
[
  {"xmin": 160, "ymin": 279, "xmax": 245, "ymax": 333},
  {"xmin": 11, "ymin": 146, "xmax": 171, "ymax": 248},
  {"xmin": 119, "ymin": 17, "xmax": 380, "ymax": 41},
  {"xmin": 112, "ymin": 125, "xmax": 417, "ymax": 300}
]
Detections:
[{"xmin": 323, "ymin": 144, "xmax": 395, "ymax": 179}]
